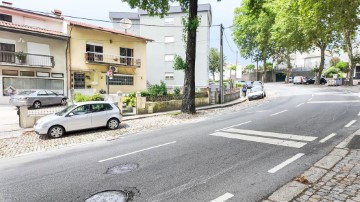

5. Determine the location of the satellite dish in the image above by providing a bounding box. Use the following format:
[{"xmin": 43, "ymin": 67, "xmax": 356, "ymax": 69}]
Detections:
[{"xmin": 119, "ymin": 18, "xmax": 132, "ymax": 30}]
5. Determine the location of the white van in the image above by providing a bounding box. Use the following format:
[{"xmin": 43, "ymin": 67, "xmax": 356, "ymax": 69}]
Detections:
[{"xmin": 293, "ymin": 76, "xmax": 306, "ymax": 84}]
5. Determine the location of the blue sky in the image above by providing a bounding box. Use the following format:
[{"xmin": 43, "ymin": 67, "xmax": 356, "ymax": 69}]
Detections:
[{"xmin": 8, "ymin": 0, "xmax": 250, "ymax": 66}]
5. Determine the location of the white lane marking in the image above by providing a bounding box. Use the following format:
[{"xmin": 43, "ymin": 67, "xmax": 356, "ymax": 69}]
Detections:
[
  {"xmin": 312, "ymin": 94, "xmax": 314, "ymax": 97},
  {"xmin": 296, "ymin": 103, "xmax": 304, "ymax": 108},
  {"xmin": 210, "ymin": 132, "xmax": 307, "ymax": 148},
  {"xmin": 268, "ymin": 153, "xmax": 305, "ymax": 173},
  {"xmin": 223, "ymin": 128, "xmax": 317, "ymax": 142},
  {"xmin": 345, "ymin": 120, "xmax": 357, "ymax": 128},
  {"xmin": 308, "ymin": 98, "xmax": 313, "ymax": 101},
  {"xmin": 358, "ymin": 112, "xmax": 360, "ymax": 116},
  {"xmin": 210, "ymin": 193, "xmax": 234, "ymax": 202},
  {"xmin": 98, "ymin": 141, "xmax": 176, "ymax": 163},
  {"xmin": 308, "ymin": 100, "xmax": 360, "ymax": 104},
  {"xmin": 270, "ymin": 110, "xmax": 288, "ymax": 116},
  {"xmin": 319, "ymin": 133, "xmax": 337, "ymax": 143},
  {"xmin": 215, "ymin": 121, "xmax": 252, "ymax": 132}
]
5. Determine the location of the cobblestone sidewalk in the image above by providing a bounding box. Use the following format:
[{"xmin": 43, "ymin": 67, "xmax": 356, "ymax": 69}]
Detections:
[{"xmin": 0, "ymin": 94, "xmax": 273, "ymax": 159}]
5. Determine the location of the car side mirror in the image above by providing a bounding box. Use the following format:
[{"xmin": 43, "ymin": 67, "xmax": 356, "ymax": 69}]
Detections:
[{"xmin": 67, "ymin": 112, "xmax": 74, "ymax": 117}]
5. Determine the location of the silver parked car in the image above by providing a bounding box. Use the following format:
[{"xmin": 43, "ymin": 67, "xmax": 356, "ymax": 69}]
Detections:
[
  {"xmin": 9, "ymin": 90, "xmax": 67, "ymax": 109},
  {"xmin": 34, "ymin": 101, "xmax": 122, "ymax": 138},
  {"xmin": 248, "ymin": 86, "xmax": 266, "ymax": 101}
]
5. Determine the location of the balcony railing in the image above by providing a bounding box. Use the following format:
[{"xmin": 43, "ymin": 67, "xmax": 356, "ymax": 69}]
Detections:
[
  {"xmin": 84, "ymin": 52, "xmax": 141, "ymax": 67},
  {"xmin": 0, "ymin": 51, "xmax": 55, "ymax": 68}
]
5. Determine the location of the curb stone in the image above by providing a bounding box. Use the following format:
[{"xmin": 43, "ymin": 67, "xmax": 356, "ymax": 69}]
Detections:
[{"xmin": 264, "ymin": 129, "xmax": 360, "ymax": 202}]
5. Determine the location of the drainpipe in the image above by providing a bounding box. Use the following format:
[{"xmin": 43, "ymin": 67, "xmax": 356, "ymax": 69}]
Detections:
[{"xmin": 66, "ymin": 25, "xmax": 74, "ymax": 101}]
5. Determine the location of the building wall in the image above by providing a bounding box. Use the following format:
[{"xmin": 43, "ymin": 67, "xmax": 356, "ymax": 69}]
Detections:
[
  {"xmin": 139, "ymin": 11, "xmax": 210, "ymax": 88},
  {"xmin": 0, "ymin": 31, "xmax": 67, "ymax": 104},
  {"xmin": 68, "ymin": 26, "xmax": 147, "ymax": 95}
]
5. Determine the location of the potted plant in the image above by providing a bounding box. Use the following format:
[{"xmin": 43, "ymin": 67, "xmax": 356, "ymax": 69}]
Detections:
[{"xmin": 15, "ymin": 51, "xmax": 26, "ymax": 64}]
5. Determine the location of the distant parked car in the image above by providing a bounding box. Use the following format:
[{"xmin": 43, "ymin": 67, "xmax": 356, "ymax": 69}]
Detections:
[
  {"xmin": 9, "ymin": 90, "xmax": 67, "ymax": 109},
  {"xmin": 34, "ymin": 101, "xmax": 122, "ymax": 138},
  {"xmin": 306, "ymin": 77, "xmax": 327, "ymax": 85},
  {"xmin": 245, "ymin": 81, "xmax": 253, "ymax": 89},
  {"xmin": 288, "ymin": 77, "xmax": 293, "ymax": 83},
  {"xmin": 293, "ymin": 76, "xmax": 306, "ymax": 84},
  {"xmin": 248, "ymin": 86, "xmax": 266, "ymax": 101}
]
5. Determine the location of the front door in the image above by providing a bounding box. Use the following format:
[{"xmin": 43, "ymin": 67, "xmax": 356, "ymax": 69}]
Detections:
[
  {"xmin": 90, "ymin": 103, "xmax": 110, "ymax": 128},
  {"xmin": 66, "ymin": 104, "xmax": 92, "ymax": 131}
]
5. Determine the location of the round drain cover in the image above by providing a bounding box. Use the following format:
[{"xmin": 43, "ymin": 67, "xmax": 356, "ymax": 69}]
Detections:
[
  {"xmin": 106, "ymin": 163, "xmax": 139, "ymax": 174},
  {"xmin": 85, "ymin": 190, "xmax": 127, "ymax": 202}
]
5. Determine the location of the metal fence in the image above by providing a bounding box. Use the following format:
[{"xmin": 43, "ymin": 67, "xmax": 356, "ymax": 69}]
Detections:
[{"xmin": 28, "ymin": 106, "xmax": 67, "ymax": 116}]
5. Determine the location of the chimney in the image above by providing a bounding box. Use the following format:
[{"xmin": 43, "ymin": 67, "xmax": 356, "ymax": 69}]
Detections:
[
  {"xmin": 52, "ymin": 9, "xmax": 62, "ymax": 17},
  {"xmin": 2, "ymin": 1, "xmax": 12, "ymax": 6}
]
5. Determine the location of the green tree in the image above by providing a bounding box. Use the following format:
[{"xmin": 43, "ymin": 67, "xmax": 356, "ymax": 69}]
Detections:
[
  {"xmin": 208, "ymin": 48, "xmax": 226, "ymax": 81},
  {"xmin": 123, "ymin": 0, "xmax": 200, "ymax": 114},
  {"xmin": 332, "ymin": 0, "xmax": 360, "ymax": 85},
  {"xmin": 233, "ymin": 0, "xmax": 275, "ymax": 83},
  {"xmin": 243, "ymin": 64, "xmax": 255, "ymax": 72},
  {"xmin": 330, "ymin": 57, "xmax": 340, "ymax": 67}
]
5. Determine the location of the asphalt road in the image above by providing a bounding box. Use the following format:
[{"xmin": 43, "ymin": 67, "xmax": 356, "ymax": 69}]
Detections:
[{"xmin": 1, "ymin": 83, "xmax": 360, "ymax": 202}]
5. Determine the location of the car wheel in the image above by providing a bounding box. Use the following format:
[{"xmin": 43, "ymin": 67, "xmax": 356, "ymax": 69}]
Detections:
[
  {"xmin": 48, "ymin": 125, "xmax": 65, "ymax": 138},
  {"xmin": 107, "ymin": 118, "xmax": 120, "ymax": 130},
  {"xmin": 33, "ymin": 101, "xmax": 41, "ymax": 109},
  {"xmin": 248, "ymin": 98, "xmax": 252, "ymax": 101},
  {"xmin": 61, "ymin": 98, "xmax": 67, "ymax": 106}
]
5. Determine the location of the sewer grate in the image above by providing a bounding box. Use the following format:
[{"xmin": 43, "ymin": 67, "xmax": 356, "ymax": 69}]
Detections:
[
  {"xmin": 85, "ymin": 190, "xmax": 127, "ymax": 202},
  {"xmin": 106, "ymin": 163, "xmax": 139, "ymax": 175},
  {"xmin": 347, "ymin": 135, "xmax": 360, "ymax": 149}
]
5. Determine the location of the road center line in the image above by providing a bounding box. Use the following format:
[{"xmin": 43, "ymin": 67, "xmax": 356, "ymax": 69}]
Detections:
[
  {"xmin": 210, "ymin": 193, "xmax": 234, "ymax": 202},
  {"xmin": 308, "ymin": 100, "xmax": 360, "ymax": 104},
  {"xmin": 296, "ymin": 103, "xmax": 304, "ymax": 108},
  {"xmin": 268, "ymin": 153, "xmax": 304, "ymax": 173},
  {"xmin": 215, "ymin": 121, "xmax": 252, "ymax": 132},
  {"xmin": 319, "ymin": 133, "xmax": 337, "ymax": 143},
  {"xmin": 308, "ymin": 98, "xmax": 313, "ymax": 101},
  {"xmin": 98, "ymin": 141, "xmax": 176, "ymax": 163},
  {"xmin": 345, "ymin": 120, "xmax": 357, "ymax": 128},
  {"xmin": 270, "ymin": 110, "xmax": 288, "ymax": 116},
  {"xmin": 358, "ymin": 112, "xmax": 360, "ymax": 116}
]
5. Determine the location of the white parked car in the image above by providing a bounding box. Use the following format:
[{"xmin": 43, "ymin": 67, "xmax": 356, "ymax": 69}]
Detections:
[
  {"xmin": 293, "ymin": 76, "xmax": 306, "ymax": 84},
  {"xmin": 34, "ymin": 101, "xmax": 122, "ymax": 138},
  {"xmin": 248, "ymin": 86, "xmax": 266, "ymax": 101}
]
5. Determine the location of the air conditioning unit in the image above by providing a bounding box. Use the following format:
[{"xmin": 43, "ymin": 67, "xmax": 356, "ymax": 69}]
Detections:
[{"xmin": 109, "ymin": 66, "xmax": 118, "ymax": 73}]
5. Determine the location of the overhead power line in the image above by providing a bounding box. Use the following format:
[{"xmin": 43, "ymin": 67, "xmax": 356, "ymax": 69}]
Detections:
[{"xmin": 224, "ymin": 31, "xmax": 236, "ymax": 53}]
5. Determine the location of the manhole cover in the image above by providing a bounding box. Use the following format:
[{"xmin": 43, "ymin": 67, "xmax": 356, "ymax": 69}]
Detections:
[
  {"xmin": 85, "ymin": 190, "xmax": 127, "ymax": 202},
  {"xmin": 106, "ymin": 163, "xmax": 139, "ymax": 174},
  {"xmin": 347, "ymin": 135, "xmax": 360, "ymax": 149}
]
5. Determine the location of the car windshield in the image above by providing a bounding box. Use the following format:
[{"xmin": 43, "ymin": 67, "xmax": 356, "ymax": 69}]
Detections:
[
  {"xmin": 55, "ymin": 104, "xmax": 77, "ymax": 116},
  {"xmin": 251, "ymin": 87, "xmax": 262, "ymax": 92},
  {"xmin": 253, "ymin": 81, "xmax": 262, "ymax": 85},
  {"xmin": 17, "ymin": 91, "xmax": 35, "ymax": 95}
]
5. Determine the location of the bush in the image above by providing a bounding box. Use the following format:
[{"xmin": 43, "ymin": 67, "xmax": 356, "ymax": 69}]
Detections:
[
  {"xmin": 122, "ymin": 92, "xmax": 136, "ymax": 107},
  {"xmin": 74, "ymin": 93, "xmax": 104, "ymax": 102},
  {"xmin": 323, "ymin": 66, "xmax": 340, "ymax": 78},
  {"xmin": 148, "ymin": 81, "xmax": 167, "ymax": 96},
  {"xmin": 336, "ymin": 61, "xmax": 349, "ymax": 72},
  {"xmin": 173, "ymin": 87, "xmax": 181, "ymax": 95},
  {"xmin": 236, "ymin": 83, "xmax": 243, "ymax": 88},
  {"xmin": 140, "ymin": 91, "xmax": 151, "ymax": 97}
]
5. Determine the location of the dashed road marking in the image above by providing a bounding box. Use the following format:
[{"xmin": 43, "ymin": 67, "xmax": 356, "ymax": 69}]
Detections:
[
  {"xmin": 308, "ymin": 98, "xmax": 313, "ymax": 101},
  {"xmin": 345, "ymin": 120, "xmax": 357, "ymax": 128},
  {"xmin": 98, "ymin": 141, "xmax": 176, "ymax": 163},
  {"xmin": 308, "ymin": 100, "xmax": 360, "ymax": 104},
  {"xmin": 270, "ymin": 110, "xmax": 288, "ymax": 116},
  {"xmin": 296, "ymin": 103, "xmax": 304, "ymax": 108},
  {"xmin": 215, "ymin": 121, "xmax": 252, "ymax": 132},
  {"xmin": 358, "ymin": 112, "xmax": 360, "ymax": 116},
  {"xmin": 268, "ymin": 153, "xmax": 304, "ymax": 173},
  {"xmin": 210, "ymin": 193, "xmax": 234, "ymax": 202},
  {"xmin": 319, "ymin": 133, "xmax": 337, "ymax": 143}
]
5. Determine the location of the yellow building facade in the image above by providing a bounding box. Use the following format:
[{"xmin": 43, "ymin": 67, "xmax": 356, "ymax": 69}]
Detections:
[{"xmin": 67, "ymin": 21, "xmax": 150, "ymax": 96}]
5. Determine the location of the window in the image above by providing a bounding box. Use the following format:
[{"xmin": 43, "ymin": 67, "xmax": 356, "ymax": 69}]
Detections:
[
  {"xmin": 86, "ymin": 43, "xmax": 103, "ymax": 62},
  {"xmin": 51, "ymin": 73, "xmax": 64, "ymax": 78},
  {"xmin": 91, "ymin": 104, "xmax": 113, "ymax": 113},
  {"xmin": 0, "ymin": 14, "xmax": 12, "ymax": 22},
  {"xmin": 165, "ymin": 36, "xmax": 174, "ymax": 43},
  {"xmin": 37, "ymin": 91, "xmax": 47, "ymax": 96},
  {"xmin": 2, "ymin": 77, "xmax": 64, "ymax": 96},
  {"xmin": 165, "ymin": 54, "xmax": 175, "ymax": 62},
  {"xmin": 71, "ymin": 105, "xmax": 91, "ymax": 115},
  {"xmin": 20, "ymin": 71, "xmax": 35, "ymax": 77},
  {"xmin": 107, "ymin": 75, "xmax": 134, "ymax": 85},
  {"xmin": 0, "ymin": 43, "xmax": 15, "ymax": 63},
  {"xmin": 74, "ymin": 72, "xmax": 85, "ymax": 89},
  {"xmin": 120, "ymin": 47, "xmax": 134, "ymax": 65},
  {"xmin": 36, "ymin": 72, "xmax": 50, "ymax": 77},
  {"xmin": 165, "ymin": 72, "xmax": 174, "ymax": 80},
  {"xmin": 2, "ymin": 69, "xmax": 17, "ymax": 76},
  {"xmin": 164, "ymin": 17, "xmax": 174, "ymax": 25},
  {"xmin": 46, "ymin": 91, "xmax": 57, "ymax": 96}
]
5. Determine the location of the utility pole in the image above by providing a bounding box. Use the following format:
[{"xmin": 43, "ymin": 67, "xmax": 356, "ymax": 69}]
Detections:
[
  {"xmin": 220, "ymin": 24, "xmax": 224, "ymax": 104},
  {"xmin": 235, "ymin": 50, "xmax": 238, "ymax": 80}
]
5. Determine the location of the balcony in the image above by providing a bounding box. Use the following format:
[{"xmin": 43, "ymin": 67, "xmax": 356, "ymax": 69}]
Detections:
[
  {"xmin": 84, "ymin": 52, "xmax": 141, "ymax": 67},
  {"xmin": 0, "ymin": 51, "xmax": 55, "ymax": 68}
]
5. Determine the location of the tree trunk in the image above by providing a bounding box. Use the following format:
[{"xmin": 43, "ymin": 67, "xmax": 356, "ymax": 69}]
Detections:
[
  {"xmin": 285, "ymin": 53, "xmax": 292, "ymax": 84},
  {"xmin": 316, "ymin": 44, "xmax": 326, "ymax": 85},
  {"xmin": 181, "ymin": 0, "xmax": 198, "ymax": 114},
  {"xmin": 262, "ymin": 59, "xmax": 266, "ymax": 82},
  {"xmin": 344, "ymin": 30, "xmax": 354, "ymax": 86},
  {"xmin": 212, "ymin": 72, "xmax": 215, "ymax": 81}
]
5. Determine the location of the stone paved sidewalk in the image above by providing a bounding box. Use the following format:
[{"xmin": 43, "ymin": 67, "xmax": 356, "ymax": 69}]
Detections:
[{"xmin": 265, "ymin": 130, "xmax": 360, "ymax": 202}]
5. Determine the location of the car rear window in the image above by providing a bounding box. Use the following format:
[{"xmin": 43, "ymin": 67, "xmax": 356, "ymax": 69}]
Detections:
[{"xmin": 17, "ymin": 91, "xmax": 35, "ymax": 95}]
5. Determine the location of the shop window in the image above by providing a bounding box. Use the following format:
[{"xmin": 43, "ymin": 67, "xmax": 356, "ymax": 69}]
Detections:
[
  {"xmin": 20, "ymin": 71, "xmax": 35, "ymax": 77},
  {"xmin": 74, "ymin": 72, "xmax": 85, "ymax": 89},
  {"xmin": 0, "ymin": 14, "xmax": 12, "ymax": 22},
  {"xmin": 0, "ymin": 43, "xmax": 15, "ymax": 63},
  {"xmin": 2, "ymin": 69, "xmax": 17, "ymax": 76},
  {"xmin": 107, "ymin": 75, "xmax": 133, "ymax": 85}
]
